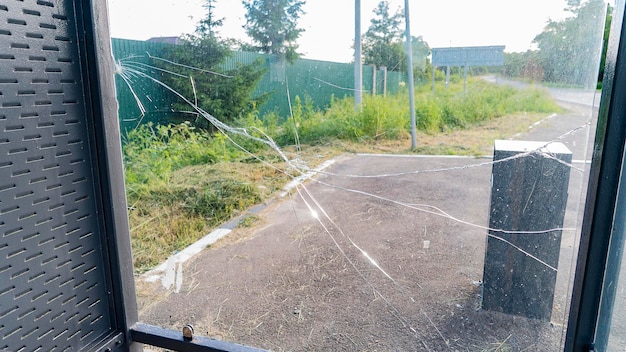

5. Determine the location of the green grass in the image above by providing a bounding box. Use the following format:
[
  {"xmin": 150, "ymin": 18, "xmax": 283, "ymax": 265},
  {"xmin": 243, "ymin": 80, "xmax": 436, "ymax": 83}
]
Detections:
[
  {"xmin": 273, "ymin": 79, "xmax": 561, "ymax": 144},
  {"xmin": 413, "ymin": 80, "xmax": 560, "ymax": 133},
  {"xmin": 122, "ymin": 122, "xmax": 290, "ymax": 272},
  {"xmin": 122, "ymin": 78, "xmax": 562, "ymax": 272},
  {"xmin": 126, "ymin": 161, "xmax": 289, "ymax": 272}
]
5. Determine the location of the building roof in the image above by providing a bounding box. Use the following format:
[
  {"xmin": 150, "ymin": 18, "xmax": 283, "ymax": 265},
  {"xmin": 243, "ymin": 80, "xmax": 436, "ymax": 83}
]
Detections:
[{"xmin": 147, "ymin": 36, "xmax": 182, "ymax": 45}]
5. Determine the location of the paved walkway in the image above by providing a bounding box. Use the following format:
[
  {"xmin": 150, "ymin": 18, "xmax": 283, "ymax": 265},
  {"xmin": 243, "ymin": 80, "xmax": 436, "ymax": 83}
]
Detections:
[{"xmin": 137, "ymin": 86, "xmax": 599, "ymax": 351}]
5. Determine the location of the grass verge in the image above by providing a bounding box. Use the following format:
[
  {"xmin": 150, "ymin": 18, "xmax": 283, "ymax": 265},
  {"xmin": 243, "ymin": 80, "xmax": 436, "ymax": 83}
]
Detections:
[{"xmin": 123, "ymin": 79, "xmax": 561, "ymax": 272}]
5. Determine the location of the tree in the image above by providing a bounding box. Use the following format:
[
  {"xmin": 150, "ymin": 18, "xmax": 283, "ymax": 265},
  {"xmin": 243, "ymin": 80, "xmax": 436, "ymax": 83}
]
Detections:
[
  {"xmin": 503, "ymin": 51, "xmax": 544, "ymax": 82},
  {"xmin": 161, "ymin": 0, "xmax": 267, "ymax": 128},
  {"xmin": 532, "ymin": 0, "xmax": 608, "ymax": 87},
  {"xmin": 411, "ymin": 35, "xmax": 430, "ymax": 80},
  {"xmin": 362, "ymin": 1, "xmax": 405, "ymax": 71},
  {"xmin": 242, "ymin": 0, "xmax": 306, "ymax": 62},
  {"xmin": 598, "ymin": 4, "xmax": 613, "ymax": 84},
  {"xmin": 196, "ymin": 0, "xmax": 224, "ymax": 39}
]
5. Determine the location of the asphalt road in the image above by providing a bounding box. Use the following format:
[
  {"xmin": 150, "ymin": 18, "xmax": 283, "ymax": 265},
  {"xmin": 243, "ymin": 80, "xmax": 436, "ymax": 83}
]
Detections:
[{"xmin": 140, "ymin": 86, "xmax": 611, "ymax": 351}]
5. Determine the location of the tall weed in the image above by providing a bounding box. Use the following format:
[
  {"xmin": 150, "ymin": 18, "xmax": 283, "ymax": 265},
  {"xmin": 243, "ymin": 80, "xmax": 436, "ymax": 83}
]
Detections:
[
  {"xmin": 122, "ymin": 122, "xmax": 218, "ymax": 198},
  {"xmin": 411, "ymin": 79, "xmax": 560, "ymax": 132},
  {"xmin": 274, "ymin": 79, "xmax": 560, "ymax": 142},
  {"xmin": 122, "ymin": 121, "xmax": 271, "ymax": 271}
]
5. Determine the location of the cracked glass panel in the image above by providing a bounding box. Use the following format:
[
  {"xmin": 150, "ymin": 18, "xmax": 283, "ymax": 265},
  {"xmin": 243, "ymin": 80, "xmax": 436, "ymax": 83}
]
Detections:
[{"xmin": 107, "ymin": 0, "xmax": 610, "ymax": 350}]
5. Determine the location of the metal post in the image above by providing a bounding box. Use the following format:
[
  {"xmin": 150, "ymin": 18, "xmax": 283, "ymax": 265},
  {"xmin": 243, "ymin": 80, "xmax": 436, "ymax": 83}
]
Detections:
[
  {"xmin": 404, "ymin": 0, "xmax": 417, "ymax": 149},
  {"xmin": 372, "ymin": 65, "xmax": 377, "ymax": 95},
  {"xmin": 382, "ymin": 66, "xmax": 388, "ymax": 97},
  {"xmin": 354, "ymin": 0, "xmax": 362, "ymax": 108}
]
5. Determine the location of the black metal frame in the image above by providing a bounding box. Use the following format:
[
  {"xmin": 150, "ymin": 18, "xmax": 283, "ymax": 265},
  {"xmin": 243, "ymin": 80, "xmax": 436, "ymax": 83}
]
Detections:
[
  {"xmin": 129, "ymin": 324, "xmax": 265, "ymax": 352},
  {"xmin": 77, "ymin": 1, "xmax": 141, "ymax": 350},
  {"xmin": 565, "ymin": 0, "xmax": 626, "ymax": 350},
  {"xmin": 75, "ymin": 1, "xmax": 266, "ymax": 351},
  {"xmin": 76, "ymin": 0, "xmax": 626, "ymax": 350},
  {"xmin": 3, "ymin": 0, "xmax": 625, "ymax": 350}
]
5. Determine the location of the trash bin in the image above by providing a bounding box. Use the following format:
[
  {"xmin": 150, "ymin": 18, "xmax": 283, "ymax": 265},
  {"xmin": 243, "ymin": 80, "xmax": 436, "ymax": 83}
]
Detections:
[{"xmin": 482, "ymin": 140, "xmax": 572, "ymax": 321}]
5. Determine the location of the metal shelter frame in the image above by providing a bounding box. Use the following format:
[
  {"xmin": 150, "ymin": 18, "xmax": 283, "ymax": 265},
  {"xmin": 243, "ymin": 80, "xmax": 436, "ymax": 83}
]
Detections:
[{"xmin": 2, "ymin": 0, "xmax": 626, "ymax": 351}]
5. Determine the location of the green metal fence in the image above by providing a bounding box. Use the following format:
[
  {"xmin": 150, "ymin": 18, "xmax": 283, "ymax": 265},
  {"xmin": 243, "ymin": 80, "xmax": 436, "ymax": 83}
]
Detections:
[
  {"xmin": 112, "ymin": 39, "xmax": 183, "ymax": 134},
  {"xmin": 111, "ymin": 38, "xmax": 406, "ymax": 132}
]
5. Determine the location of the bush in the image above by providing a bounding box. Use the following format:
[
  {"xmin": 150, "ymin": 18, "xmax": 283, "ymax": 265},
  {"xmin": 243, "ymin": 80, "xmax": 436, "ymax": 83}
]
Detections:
[
  {"xmin": 122, "ymin": 122, "xmax": 273, "ymax": 271},
  {"xmin": 357, "ymin": 94, "xmax": 408, "ymax": 140},
  {"xmin": 415, "ymin": 96, "xmax": 442, "ymax": 133},
  {"xmin": 276, "ymin": 93, "xmax": 410, "ymax": 144},
  {"xmin": 122, "ymin": 122, "xmax": 218, "ymax": 196},
  {"xmin": 412, "ymin": 80, "xmax": 560, "ymax": 132},
  {"xmin": 264, "ymin": 79, "xmax": 560, "ymax": 144}
]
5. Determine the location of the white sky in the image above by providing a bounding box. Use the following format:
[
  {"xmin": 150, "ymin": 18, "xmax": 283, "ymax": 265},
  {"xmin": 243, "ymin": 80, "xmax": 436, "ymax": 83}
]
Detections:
[{"xmin": 107, "ymin": 0, "xmax": 596, "ymax": 63}]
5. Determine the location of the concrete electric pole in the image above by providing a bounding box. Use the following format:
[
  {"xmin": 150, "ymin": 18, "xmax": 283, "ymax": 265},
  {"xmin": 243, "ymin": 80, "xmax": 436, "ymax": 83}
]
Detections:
[
  {"xmin": 354, "ymin": 0, "xmax": 363, "ymax": 108},
  {"xmin": 405, "ymin": 0, "xmax": 417, "ymax": 149}
]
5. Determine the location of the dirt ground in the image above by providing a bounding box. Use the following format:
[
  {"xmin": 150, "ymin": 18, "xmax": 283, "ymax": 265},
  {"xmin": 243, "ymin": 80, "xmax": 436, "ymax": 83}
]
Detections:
[
  {"xmin": 136, "ymin": 96, "xmax": 594, "ymax": 351},
  {"xmin": 137, "ymin": 155, "xmax": 581, "ymax": 351}
]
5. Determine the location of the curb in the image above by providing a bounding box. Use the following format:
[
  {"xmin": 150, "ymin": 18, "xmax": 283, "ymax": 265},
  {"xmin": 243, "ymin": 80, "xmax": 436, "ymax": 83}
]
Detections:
[{"xmin": 139, "ymin": 158, "xmax": 338, "ymax": 290}]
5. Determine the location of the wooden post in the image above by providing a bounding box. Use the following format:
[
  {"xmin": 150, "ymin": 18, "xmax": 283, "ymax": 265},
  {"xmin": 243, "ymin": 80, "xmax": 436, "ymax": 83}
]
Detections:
[
  {"xmin": 463, "ymin": 64, "xmax": 468, "ymax": 94},
  {"xmin": 431, "ymin": 66, "xmax": 435, "ymax": 94},
  {"xmin": 404, "ymin": 0, "xmax": 417, "ymax": 148}
]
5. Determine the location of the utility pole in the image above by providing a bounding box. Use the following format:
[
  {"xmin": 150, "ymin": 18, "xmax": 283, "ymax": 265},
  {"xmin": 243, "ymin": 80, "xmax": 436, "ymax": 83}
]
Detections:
[
  {"xmin": 405, "ymin": 0, "xmax": 417, "ymax": 149},
  {"xmin": 354, "ymin": 0, "xmax": 362, "ymax": 108}
]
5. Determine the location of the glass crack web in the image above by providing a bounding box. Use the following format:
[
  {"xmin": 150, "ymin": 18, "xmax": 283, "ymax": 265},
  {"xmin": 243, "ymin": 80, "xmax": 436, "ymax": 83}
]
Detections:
[{"xmin": 114, "ymin": 53, "xmax": 595, "ymax": 350}]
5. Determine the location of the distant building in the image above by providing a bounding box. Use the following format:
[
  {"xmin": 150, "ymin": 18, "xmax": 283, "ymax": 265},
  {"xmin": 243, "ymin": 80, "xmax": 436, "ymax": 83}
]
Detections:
[{"xmin": 147, "ymin": 36, "xmax": 182, "ymax": 45}]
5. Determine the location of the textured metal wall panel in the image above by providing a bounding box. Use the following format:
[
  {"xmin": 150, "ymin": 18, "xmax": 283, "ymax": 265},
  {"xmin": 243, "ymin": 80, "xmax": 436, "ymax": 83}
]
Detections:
[{"xmin": 0, "ymin": 0, "xmax": 116, "ymax": 350}]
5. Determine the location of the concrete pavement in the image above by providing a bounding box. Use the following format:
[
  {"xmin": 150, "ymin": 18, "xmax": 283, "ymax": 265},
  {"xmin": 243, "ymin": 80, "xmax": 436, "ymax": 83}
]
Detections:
[{"xmin": 137, "ymin": 85, "xmax": 600, "ymax": 350}]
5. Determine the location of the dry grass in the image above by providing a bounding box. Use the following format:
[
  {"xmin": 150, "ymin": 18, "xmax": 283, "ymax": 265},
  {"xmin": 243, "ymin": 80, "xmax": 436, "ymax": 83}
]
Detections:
[
  {"xmin": 129, "ymin": 111, "xmax": 552, "ymax": 273},
  {"xmin": 128, "ymin": 146, "xmax": 342, "ymax": 272},
  {"xmin": 134, "ymin": 109, "xmax": 563, "ymax": 352},
  {"xmin": 338, "ymin": 112, "xmax": 548, "ymax": 156}
]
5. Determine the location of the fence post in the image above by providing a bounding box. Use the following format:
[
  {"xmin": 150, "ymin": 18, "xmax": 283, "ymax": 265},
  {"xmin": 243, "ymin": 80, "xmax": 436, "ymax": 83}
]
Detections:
[
  {"xmin": 372, "ymin": 65, "xmax": 377, "ymax": 95},
  {"xmin": 482, "ymin": 140, "xmax": 572, "ymax": 321},
  {"xmin": 381, "ymin": 66, "xmax": 388, "ymax": 97}
]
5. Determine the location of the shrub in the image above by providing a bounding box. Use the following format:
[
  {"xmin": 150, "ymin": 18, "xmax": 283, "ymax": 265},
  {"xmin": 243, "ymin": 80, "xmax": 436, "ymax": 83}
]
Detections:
[
  {"xmin": 415, "ymin": 96, "xmax": 442, "ymax": 133},
  {"xmin": 122, "ymin": 122, "xmax": 218, "ymax": 197},
  {"xmin": 265, "ymin": 79, "xmax": 560, "ymax": 143}
]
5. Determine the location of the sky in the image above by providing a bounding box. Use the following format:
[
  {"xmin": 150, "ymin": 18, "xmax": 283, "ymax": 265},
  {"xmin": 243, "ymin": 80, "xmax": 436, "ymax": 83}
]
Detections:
[{"xmin": 107, "ymin": 0, "xmax": 598, "ymax": 63}]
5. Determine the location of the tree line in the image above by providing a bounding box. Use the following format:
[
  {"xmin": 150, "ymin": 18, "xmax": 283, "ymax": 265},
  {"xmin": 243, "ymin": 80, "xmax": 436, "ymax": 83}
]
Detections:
[
  {"xmin": 160, "ymin": 0, "xmax": 610, "ymax": 129},
  {"xmin": 160, "ymin": 0, "xmax": 432, "ymax": 128},
  {"xmin": 504, "ymin": 0, "xmax": 610, "ymax": 88}
]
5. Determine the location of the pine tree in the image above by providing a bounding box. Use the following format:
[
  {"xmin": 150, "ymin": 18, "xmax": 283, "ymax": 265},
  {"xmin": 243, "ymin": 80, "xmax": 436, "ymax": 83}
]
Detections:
[
  {"xmin": 161, "ymin": 0, "xmax": 267, "ymax": 127},
  {"xmin": 362, "ymin": 1, "xmax": 405, "ymax": 71},
  {"xmin": 196, "ymin": 0, "xmax": 224, "ymax": 39},
  {"xmin": 242, "ymin": 0, "xmax": 306, "ymax": 62}
]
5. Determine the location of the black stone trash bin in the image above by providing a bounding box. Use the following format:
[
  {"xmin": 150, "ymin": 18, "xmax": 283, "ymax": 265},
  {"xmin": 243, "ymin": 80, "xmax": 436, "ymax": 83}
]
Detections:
[{"xmin": 482, "ymin": 140, "xmax": 572, "ymax": 321}]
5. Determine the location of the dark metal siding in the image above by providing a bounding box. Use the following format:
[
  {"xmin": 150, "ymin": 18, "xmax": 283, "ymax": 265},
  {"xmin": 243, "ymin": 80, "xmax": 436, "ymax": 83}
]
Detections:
[{"xmin": 0, "ymin": 0, "xmax": 117, "ymax": 350}]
